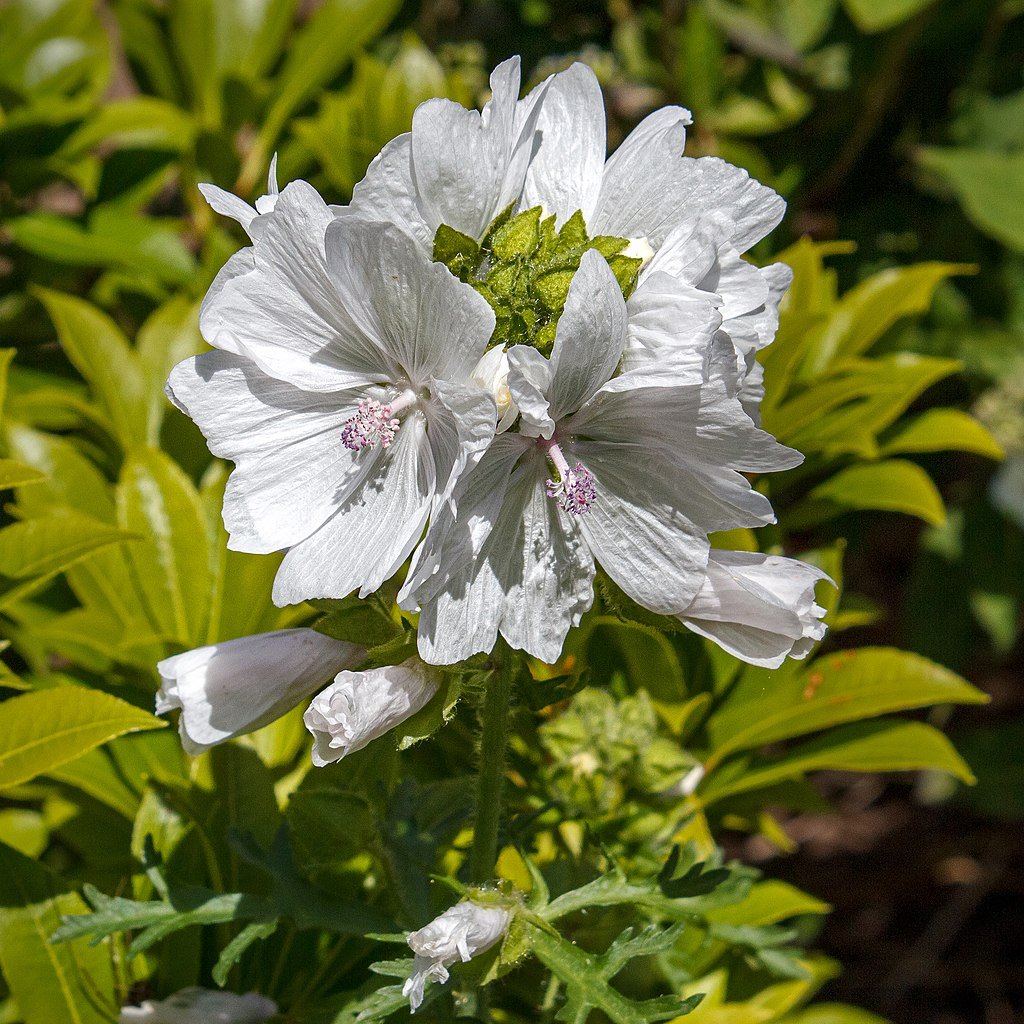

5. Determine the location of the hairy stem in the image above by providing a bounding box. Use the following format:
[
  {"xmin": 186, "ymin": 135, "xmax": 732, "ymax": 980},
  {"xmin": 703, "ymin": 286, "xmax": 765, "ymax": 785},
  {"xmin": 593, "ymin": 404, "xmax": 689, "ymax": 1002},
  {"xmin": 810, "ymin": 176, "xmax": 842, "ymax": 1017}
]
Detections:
[{"xmin": 469, "ymin": 649, "xmax": 516, "ymax": 883}]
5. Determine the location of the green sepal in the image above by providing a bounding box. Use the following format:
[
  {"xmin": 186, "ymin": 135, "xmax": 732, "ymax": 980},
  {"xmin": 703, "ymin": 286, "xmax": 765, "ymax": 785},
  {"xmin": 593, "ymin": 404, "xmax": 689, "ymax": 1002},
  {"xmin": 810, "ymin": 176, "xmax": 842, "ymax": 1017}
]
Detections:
[
  {"xmin": 490, "ymin": 206, "xmax": 542, "ymax": 260},
  {"xmin": 606, "ymin": 254, "xmax": 643, "ymax": 298},
  {"xmin": 433, "ymin": 224, "xmax": 481, "ymax": 279},
  {"xmin": 590, "ymin": 233, "xmax": 630, "ymax": 258}
]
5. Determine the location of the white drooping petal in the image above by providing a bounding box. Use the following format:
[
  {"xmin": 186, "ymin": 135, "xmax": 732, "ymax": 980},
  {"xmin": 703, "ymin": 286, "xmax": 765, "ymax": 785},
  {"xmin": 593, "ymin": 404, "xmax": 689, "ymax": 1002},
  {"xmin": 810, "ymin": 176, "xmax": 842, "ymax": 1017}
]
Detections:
[
  {"xmin": 325, "ymin": 218, "xmax": 496, "ymax": 386},
  {"xmin": 155, "ymin": 630, "xmax": 363, "ymax": 756},
  {"xmin": 409, "ymin": 57, "xmax": 541, "ymax": 241},
  {"xmin": 545, "ymin": 250, "xmax": 628, "ymax": 421},
  {"xmin": 677, "ymin": 550, "xmax": 830, "ymax": 668},
  {"xmin": 120, "ymin": 988, "xmax": 277, "ymax": 1023},
  {"xmin": 166, "ymin": 350, "xmax": 370, "ymax": 554},
  {"xmin": 520, "ymin": 62, "xmax": 606, "ymax": 224},
  {"xmin": 470, "ymin": 346, "xmax": 519, "ymax": 432},
  {"xmin": 303, "ymin": 658, "xmax": 439, "ymax": 765},
  {"xmin": 402, "ymin": 901, "xmax": 511, "ymax": 1012},
  {"xmin": 272, "ymin": 414, "xmax": 435, "ymax": 604},
  {"xmin": 198, "ymin": 184, "xmax": 259, "ymax": 234},
  {"xmin": 200, "ymin": 181, "xmax": 390, "ymax": 393}
]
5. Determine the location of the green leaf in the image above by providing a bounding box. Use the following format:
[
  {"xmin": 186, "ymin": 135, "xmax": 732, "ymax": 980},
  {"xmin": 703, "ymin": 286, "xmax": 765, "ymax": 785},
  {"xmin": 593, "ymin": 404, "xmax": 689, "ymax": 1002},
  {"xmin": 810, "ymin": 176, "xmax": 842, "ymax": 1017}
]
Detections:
[
  {"xmin": 880, "ymin": 409, "xmax": 1004, "ymax": 459},
  {"xmin": 703, "ymin": 719, "xmax": 975, "ymax": 804},
  {"xmin": 528, "ymin": 922, "xmax": 702, "ymax": 1024},
  {"xmin": 0, "ymin": 687, "xmax": 165, "ymax": 789},
  {"xmin": 118, "ymin": 448, "xmax": 212, "ymax": 645},
  {"xmin": 784, "ymin": 1004, "xmax": 890, "ymax": 1024},
  {"xmin": 706, "ymin": 646, "xmax": 987, "ymax": 761},
  {"xmin": 0, "ymin": 511, "xmax": 137, "ymax": 609},
  {"xmin": 796, "ymin": 459, "xmax": 946, "ymax": 527},
  {"xmin": 0, "ymin": 841, "xmax": 117, "ymax": 1024},
  {"xmin": 842, "ymin": 0, "xmax": 936, "ymax": 32},
  {"xmin": 917, "ymin": 148, "xmax": 1024, "ymax": 252},
  {"xmin": 33, "ymin": 287, "xmax": 153, "ymax": 449},
  {"xmin": 706, "ymin": 880, "xmax": 830, "ymax": 927},
  {"xmin": 57, "ymin": 96, "xmax": 197, "ymax": 158},
  {"xmin": 0, "ymin": 459, "xmax": 46, "ymax": 489}
]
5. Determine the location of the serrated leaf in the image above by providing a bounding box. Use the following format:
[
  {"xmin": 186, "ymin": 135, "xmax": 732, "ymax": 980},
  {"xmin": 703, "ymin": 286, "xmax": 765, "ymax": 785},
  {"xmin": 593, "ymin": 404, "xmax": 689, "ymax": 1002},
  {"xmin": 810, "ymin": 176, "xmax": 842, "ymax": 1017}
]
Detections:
[
  {"xmin": 706, "ymin": 646, "xmax": 986, "ymax": 761},
  {"xmin": 0, "ymin": 687, "xmax": 165, "ymax": 789}
]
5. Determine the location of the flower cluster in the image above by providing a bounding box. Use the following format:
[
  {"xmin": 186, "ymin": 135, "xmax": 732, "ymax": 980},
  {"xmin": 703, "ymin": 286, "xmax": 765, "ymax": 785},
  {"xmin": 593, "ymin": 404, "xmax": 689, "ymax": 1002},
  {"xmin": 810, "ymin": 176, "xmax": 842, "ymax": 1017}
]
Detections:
[{"xmin": 166, "ymin": 57, "xmax": 826, "ymax": 675}]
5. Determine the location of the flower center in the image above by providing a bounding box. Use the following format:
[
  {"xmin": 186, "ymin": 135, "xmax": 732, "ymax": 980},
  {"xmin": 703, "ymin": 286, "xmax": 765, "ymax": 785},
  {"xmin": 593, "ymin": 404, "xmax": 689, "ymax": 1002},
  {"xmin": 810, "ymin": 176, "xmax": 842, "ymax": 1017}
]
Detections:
[
  {"xmin": 341, "ymin": 389, "xmax": 417, "ymax": 452},
  {"xmin": 433, "ymin": 206, "xmax": 643, "ymax": 355},
  {"xmin": 544, "ymin": 441, "xmax": 596, "ymax": 515}
]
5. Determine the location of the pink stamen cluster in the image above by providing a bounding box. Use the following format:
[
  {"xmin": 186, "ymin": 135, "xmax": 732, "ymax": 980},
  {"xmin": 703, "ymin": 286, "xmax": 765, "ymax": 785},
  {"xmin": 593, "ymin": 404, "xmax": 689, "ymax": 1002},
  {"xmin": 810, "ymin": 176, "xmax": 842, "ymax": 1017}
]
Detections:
[
  {"xmin": 546, "ymin": 462, "xmax": 597, "ymax": 515},
  {"xmin": 341, "ymin": 399, "xmax": 400, "ymax": 451}
]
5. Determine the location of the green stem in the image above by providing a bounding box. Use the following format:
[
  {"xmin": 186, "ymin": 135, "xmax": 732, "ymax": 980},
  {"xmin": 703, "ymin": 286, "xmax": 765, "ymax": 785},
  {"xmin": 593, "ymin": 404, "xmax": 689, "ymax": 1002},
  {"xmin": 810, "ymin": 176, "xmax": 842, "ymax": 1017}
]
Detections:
[{"xmin": 468, "ymin": 649, "xmax": 516, "ymax": 883}]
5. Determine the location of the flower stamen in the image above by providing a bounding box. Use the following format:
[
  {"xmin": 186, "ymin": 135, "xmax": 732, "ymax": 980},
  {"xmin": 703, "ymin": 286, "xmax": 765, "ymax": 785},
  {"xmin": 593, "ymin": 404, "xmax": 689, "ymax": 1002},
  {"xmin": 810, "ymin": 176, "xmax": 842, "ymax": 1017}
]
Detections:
[
  {"xmin": 341, "ymin": 390, "xmax": 417, "ymax": 452},
  {"xmin": 544, "ymin": 442, "xmax": 597, "ymax": 515}
]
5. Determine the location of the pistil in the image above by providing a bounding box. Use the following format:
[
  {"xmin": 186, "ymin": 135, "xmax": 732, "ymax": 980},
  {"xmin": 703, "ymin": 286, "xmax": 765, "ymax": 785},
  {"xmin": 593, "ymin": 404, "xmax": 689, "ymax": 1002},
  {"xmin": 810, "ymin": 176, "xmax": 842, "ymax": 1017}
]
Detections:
[
  {"xmin": 341, "ymin": 389, "xmax": 417, "ymax": 451},
  {"xmin": 543, "ymin": 441, "xmax": 597, "ymax": 515}
]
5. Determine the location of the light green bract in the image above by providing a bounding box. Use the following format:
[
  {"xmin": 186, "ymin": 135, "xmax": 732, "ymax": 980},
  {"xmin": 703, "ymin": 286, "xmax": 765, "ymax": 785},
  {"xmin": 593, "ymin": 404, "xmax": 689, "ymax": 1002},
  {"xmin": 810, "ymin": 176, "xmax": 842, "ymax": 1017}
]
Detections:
[{"xmin": 433, "ymin": 205, "xmax": 643, "ymax": 353}]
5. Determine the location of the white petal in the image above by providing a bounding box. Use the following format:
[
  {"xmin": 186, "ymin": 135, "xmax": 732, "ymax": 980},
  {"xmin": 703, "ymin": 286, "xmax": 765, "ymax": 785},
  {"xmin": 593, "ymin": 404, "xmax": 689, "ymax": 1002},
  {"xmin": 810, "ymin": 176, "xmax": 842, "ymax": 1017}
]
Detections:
[
  {"xmin": 425, "ymin": 377, "xmax": 497, "ymax": 510},
  {"xmin": 198, "ymin": 183, "xmax": 257, "ymax": 232},
  {"xmin": 643, "ymin": 212, "xmax": 734, "ymax": 284},
  {"xmin": 700, "ymin": 247, "xmax": 769, "ymax": 321},
  {"xmin": 166, "ymin": 351, "xmax": 370, "ymax": 553},
  {"xmin": 347, "ymin": 134, "xmax": 435, "ymax": 252},
  {"xmin": 498, "ymin": 459, "xmax": 595, "ymax": 662},
  {"xmin": 410, "ymin": 57, "xmax": 539, "ymax": 241},
  {"xmin": 325, "ymin": 218, "xmax": 495, "ymax": 386},
  {"xmin": 546, "ymin": 249, "xmax": 628, "ymax": 420},
  {"xmin": 272, "ymin": 414, "xmax": 435, "ymax": 604},
  {"xmin": 574, "ymin": 442, "xmax": 710, "ymax": 613},
  {"xmin": 521, "ymin": 62, "xmax": 605, "ymax": 224},
  {"xmin": 506, "ymin": 345, "xmax": 554, "ymax": 438},
  {"xmin": 618, "ymin": 271, "xmax": 722, "ymax": 386},
  {"xmin": 678, "ymin": 551, "xmax": 829, "ymax": 668},
  {"xmin": 201, "ymin": 181, "xmax": 391, "ymax": 392},
  {"xmin": 156, "ymin": 629, "xmax": 362, "ymax": 755}
]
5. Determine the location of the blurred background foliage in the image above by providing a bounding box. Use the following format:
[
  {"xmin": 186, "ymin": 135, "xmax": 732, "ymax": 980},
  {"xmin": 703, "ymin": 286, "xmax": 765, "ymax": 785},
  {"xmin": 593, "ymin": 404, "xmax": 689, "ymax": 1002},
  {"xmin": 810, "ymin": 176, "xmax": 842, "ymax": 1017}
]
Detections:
[{"xmin": 0, "ymin": 1, "xmax": 1022, "ymax": 1023}]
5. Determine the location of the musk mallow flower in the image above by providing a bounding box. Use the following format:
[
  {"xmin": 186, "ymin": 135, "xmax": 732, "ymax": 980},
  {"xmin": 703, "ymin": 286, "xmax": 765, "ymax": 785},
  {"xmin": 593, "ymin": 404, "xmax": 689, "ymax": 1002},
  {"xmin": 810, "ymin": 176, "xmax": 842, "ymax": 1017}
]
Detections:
[
  {"xmin": 303, "ymin": 658, "xmax": 440, "ymax": 765},
  {"xmin": 120, "ymin": 987, "xmax": 276, "ymax": 1023},
  {"xmin": 675, "ymin": 550, "xmax": 830, "ymax": 668},
  {"xmin": 403, "ymin": 900, "xmax": 511, "ymax": 1011},
  {"xmin": 350, "ymin": 58, "xmax": 786, "ymax": 423},
  {"xmin": 167, "ymin": 185, "xmax": 498, "ymax": 606},
  {"xmin": 156, "ymin": 628, "xmax": 364, "ymax": 755},
  {"xmin": 403, "ymin": 251, "xmax": 802, "ymax": 664}
]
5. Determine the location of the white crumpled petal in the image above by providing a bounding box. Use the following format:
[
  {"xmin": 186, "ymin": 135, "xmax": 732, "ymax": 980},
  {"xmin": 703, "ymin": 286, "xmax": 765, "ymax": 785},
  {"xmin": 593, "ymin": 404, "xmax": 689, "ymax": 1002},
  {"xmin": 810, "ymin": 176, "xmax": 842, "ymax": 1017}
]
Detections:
[
  {"xmin": 402, "ymin": 901, "xmax": 511, "ymax": 1011},
  {"xmin": 470, "ymin": 346, "xmax": 519, "ymax": 432},
  {"xmin": 304, "ymin": 658, "xmax": 440, "ymax": 765},
  {"xmin": 156, "ymin": 629, "xmax": 364, "ymax": 756},
  {"xmin": 120, "ymin": 988, "xmax": 276, "ymax": 1024},
  {"xmin": 677, "ymin": 550, "xmax": 831, "ymax": 667}
]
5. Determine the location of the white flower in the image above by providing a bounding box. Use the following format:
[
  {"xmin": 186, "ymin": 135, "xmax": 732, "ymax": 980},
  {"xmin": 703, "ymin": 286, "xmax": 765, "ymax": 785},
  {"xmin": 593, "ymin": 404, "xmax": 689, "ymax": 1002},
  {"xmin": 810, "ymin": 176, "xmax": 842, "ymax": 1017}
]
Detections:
[
  {"xmin": 120, "ymin": 987, "xmax": 276, "ymax": 1023},
  {"xmin": 403, "ymin": 252, "xmax": 801, "ymax": 664},
  {"xmin": 167, "ymin": 185, "xmax": 497, "ymax": 606},
  {"xmin": 676, "ymin": 551, "xmax": 830, "ymax": 668},
  {"xmin": 156, "ymin": 628, "xmax": 363, "ymax": 755},
  {"xmin": 303, "ymin": 658, "xmax": 440, "ymax": 765},
  {"xmin": 199, "ymin": 154, "xmax": 281, "ymax": 240},
  {"xmin": 471, "ymin": 346, "xmax": 519, "ymax": 432},
  {"xmin": 351, "ymin": 58, "xmax": 788, "ymax": 423},
  {"xmin": 402, "ymin": 901, "xmax": 511, "ymax": 1011}
]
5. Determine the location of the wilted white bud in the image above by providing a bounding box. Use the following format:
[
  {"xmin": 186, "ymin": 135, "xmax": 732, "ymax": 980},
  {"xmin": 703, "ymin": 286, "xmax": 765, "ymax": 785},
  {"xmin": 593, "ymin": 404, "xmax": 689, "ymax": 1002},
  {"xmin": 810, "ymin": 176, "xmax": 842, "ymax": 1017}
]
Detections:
[
  {"xmin": 402, "ymin": 900, "xmax": 511, "ymax": 1011},
  {"xmin": 120, "ymin": 987, "xmax": 276, "ymax": 1023},
  {"xmin": 303, "ymin": 658, "xmax": 440, "ymax": 766},
  {"xmin": 471, "ymin": 345, "xmax": 519, "ymax": 431},
  {"xmin": 677, "ymin": 550, "xmax": 830, "ymax": 669},
  {"xmin": 157, "ymin": 628, "xmax": 364, "ymax": 755},
  {"xmin": 622, "ymin": 235, "xmax": 655, "ymax": 265}
]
